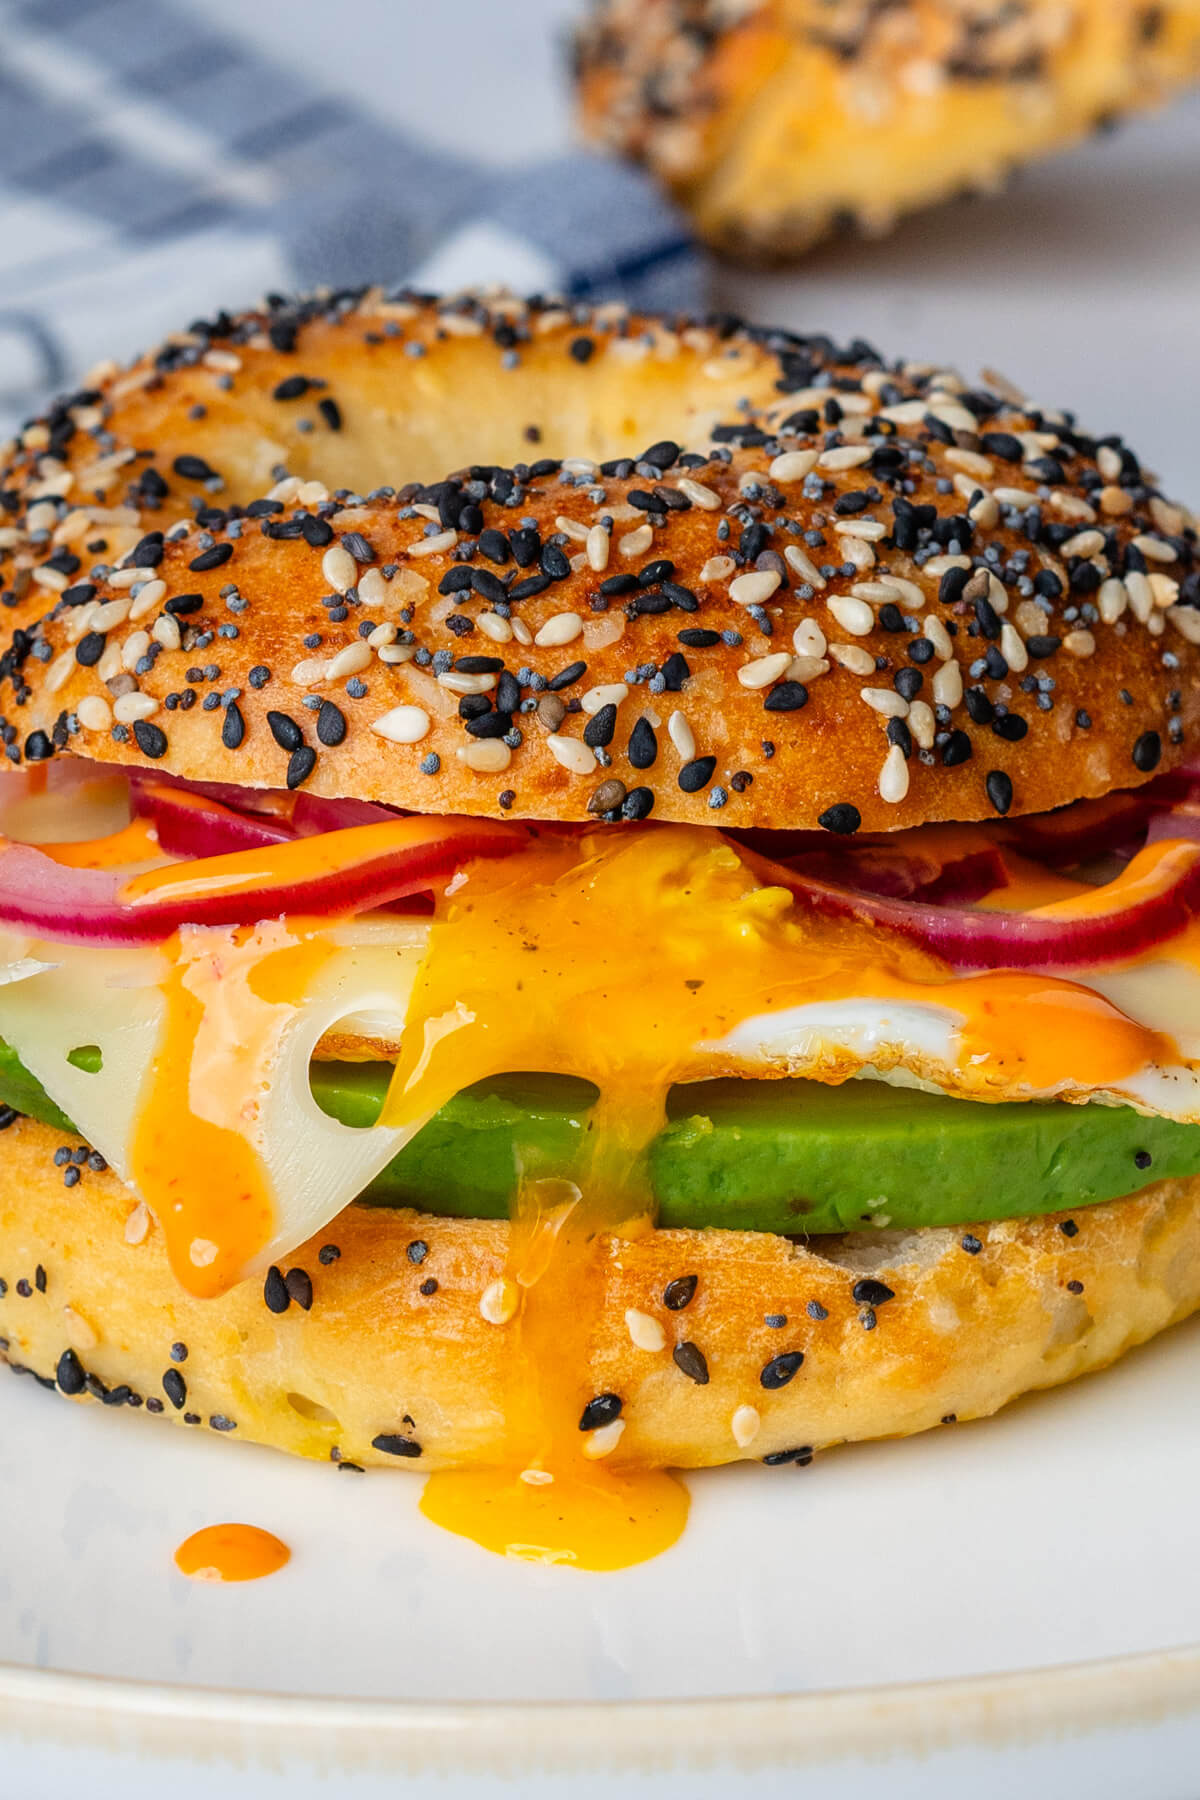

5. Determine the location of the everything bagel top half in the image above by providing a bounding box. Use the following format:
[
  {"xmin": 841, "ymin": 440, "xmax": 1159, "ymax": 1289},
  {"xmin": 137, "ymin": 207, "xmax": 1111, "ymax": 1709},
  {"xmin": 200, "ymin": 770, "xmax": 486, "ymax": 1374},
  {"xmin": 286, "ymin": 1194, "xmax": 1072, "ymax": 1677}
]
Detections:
[{"xmin": 1, "ymin": 288, "xmax": 1197, "ymax": 834}]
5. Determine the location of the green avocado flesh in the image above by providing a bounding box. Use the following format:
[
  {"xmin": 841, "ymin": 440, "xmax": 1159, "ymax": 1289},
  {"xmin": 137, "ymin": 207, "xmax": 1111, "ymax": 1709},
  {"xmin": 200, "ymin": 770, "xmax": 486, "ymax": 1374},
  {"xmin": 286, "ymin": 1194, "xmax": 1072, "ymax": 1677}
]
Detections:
[{"xmin": 1, "ymin": 1038, "xmax": 1198, "ymax": 1234}]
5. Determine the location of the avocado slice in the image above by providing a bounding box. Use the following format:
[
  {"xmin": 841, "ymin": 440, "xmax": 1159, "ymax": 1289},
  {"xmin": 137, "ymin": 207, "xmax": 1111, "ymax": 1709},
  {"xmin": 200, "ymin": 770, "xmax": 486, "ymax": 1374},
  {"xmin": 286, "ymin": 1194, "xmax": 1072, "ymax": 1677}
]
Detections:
[{"xmin": 3, "ymin": 1037, "xmax": 1197, "ymax": 1235}]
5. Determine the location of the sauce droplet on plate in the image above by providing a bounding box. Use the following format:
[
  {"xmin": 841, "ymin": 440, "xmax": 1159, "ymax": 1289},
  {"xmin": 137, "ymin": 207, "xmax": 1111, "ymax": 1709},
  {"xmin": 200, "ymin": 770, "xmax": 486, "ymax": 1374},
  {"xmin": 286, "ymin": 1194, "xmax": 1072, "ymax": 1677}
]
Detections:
[{"xmin": 174, "ymin": 1522, "xmax": 290, "ymax": 1583}]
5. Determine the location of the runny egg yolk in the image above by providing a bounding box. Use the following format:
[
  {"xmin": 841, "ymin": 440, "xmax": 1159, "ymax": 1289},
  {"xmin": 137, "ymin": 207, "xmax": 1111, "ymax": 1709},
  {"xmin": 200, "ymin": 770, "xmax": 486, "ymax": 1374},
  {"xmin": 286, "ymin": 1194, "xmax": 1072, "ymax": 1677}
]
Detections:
[
  {"xmin": 119, "ymin": 822, "xmax": 1179, "ymax": 1570},
  {"xmin": 382, "ymin": 825, "xmax": 1172, "ymax": 1568}
]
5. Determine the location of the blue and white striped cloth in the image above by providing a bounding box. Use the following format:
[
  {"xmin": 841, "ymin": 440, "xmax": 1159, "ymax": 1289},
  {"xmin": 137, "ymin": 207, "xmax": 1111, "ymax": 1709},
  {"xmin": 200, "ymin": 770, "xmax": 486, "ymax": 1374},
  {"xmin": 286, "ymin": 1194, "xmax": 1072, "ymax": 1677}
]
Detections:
[{"xmin": 0, "ymin": 0, "xmax": 705, "ymax": 435}]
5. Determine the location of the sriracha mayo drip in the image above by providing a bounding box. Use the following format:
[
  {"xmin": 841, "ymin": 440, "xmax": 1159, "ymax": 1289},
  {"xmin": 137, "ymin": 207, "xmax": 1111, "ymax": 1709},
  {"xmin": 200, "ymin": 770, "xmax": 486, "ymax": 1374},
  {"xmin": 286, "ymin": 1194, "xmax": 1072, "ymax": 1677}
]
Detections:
[
  {"xmin": 131, "ymin": 922, "xmax": 336, "ymax": 1296},
  {"xmin": 174, "ymin": 1523, "xmax": 290, "ymax": 1583}
]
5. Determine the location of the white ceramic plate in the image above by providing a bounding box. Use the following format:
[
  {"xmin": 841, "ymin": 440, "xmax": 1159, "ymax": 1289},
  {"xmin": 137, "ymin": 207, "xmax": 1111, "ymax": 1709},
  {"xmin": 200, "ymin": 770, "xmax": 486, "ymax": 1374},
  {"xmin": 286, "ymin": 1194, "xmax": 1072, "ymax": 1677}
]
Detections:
[{"xmin": 5, "ymin": 1303, "xmax": 1200, "ymax": 1797}]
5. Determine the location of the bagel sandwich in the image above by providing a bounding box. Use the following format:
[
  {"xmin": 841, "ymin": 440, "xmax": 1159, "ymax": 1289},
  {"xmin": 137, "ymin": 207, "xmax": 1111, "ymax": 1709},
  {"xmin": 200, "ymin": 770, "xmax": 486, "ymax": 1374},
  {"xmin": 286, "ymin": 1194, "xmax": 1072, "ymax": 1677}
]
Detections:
[
  {"xmin": 575, "ymin": 0, "xmax": 1200, "ymax": 260},
  {"xmin": 2, "ymin": 289, "xmax": 1200, "ymax": 1564}
]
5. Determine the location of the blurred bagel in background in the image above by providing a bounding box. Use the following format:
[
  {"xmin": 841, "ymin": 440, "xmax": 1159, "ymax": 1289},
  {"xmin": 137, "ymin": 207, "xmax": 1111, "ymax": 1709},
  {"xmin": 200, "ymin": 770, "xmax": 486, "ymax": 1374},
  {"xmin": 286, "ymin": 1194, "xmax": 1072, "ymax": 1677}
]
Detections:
[{"xmin": 574, "ymin": 1, "xmax": 1200, "ymax": 259}]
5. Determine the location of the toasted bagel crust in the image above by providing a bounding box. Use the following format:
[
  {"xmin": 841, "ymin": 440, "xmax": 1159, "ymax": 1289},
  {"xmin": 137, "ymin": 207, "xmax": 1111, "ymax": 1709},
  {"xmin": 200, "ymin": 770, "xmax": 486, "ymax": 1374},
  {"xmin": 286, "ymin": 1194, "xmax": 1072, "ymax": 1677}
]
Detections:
[
  {"xmin": 575, "ymin": 1, "xmax": 1200, "ymax": 259},
  {"xmin": 3, "ymin": 1114, "xmax": 1199, "ymax": 1471},
  {"xmin": 1, "ymin": 292, "xmax": 1197, "ymax": 831}
]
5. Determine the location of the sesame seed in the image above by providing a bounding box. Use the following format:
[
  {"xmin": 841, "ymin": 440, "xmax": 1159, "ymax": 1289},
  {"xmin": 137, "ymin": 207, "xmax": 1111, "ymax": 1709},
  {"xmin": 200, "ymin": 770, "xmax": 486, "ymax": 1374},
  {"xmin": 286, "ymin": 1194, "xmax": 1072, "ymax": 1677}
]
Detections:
[
  {"xmin": 586, "ymin": 524, "xmax": 610, "ymax": 572},
  {"xmin": 285, "ymin": 1268, "xmax": 313, "ymax": 1311},
  {"xmin": 678, "ymin": 755, "xmax": 716, "ymax": 793},
  {"xmin": 221, "ymin": 701, "xmax": 245, "ymax": 749},
  {"xmin": 534, "ymin": 611, "xmax": 584, "ymax": 648},
  {"xmin": 730, "ymin": 570, "xmax": 781, "ymax": 608},
  {"xmin": 672, "ymin": 1341, "xmax": 710, "ymax": 1384},
  {"xmin": 581, "ymin": 682, "xmax": 629, "ymax": 715},
  {"xmin": 545, "ymin": 733, "xmax": 595, "ymax": 775},
  {"xmin": 663, "ymin": 1274, "xmax": 697, "ymax": 1310},
  {"xmin": 477, "ymin": 613, "xmax": 512, "ymax": 644},
  {"xmin": 828, "ymin": 595, "xmax": 875, "ymax": 637},
  {"xmin": 325, "ymin": 640, "xmax": 371, "ymax": 681},
  {"xmin": 372, "ymin": 1433, "xmax": 422, "ymax": 1458},
  {"xmin": 113, "ymin": 692, "xmax": 160, "ymax": 726},
  {"xmin": 760, "ymin": 1350, "xmax": 804, "ymax": 1390},
  {"xmin": 852, "ymin": 1278, "xmax": 894, "ymax": 1306},
  {"xmin": 819, "ymin": 444, "xmax": 872, "ymax": 472},
  {"xmin": 124, "ymin": 1202, "xmax": 150, "ymax": 1245},
  {"xmin": 76, "ymin": 695, "xmax": 112, "ymax": 732},
  {"xmin": 986, "ymin": 769, "xmax": 1014, "ymax": 814},
  {"xmin": 861, "ymin": 687, "xmax": 909, "ymax": 718},
  {"xmin": 625, "ymin": 1308, "xmax": 667, "ymax": 1352},
  {"xmin": 408, "ymin": 529, "xmax": 457, "ymax": 558},
  {"xmin": 579, "ymin": 1393, "xmax": 622, "ymax": 1432},
  {"xmin": 931, "ymin": 660, "xmax": 964, "ymax": 708},
  {"xmin": 287, "ymin": 745, "xmax": 316, "ymax": 788},
  {"xmin": 1132, "ymin": 731, "xmax": 1162, "ymax": 772},
  {"xmin": 321, "ymin": 545, "xmax": 358, "ymax": 592},
  {"xmin": 619, "ymin": 524, "xmax": 654, "ymax": 558},
  {"xmin": 126, "ymin": 716, "xmax": 165, "ymax": 758},
  {"xmin": 677, "ymin": 478, "xmax": 721, "ymax": 509},
  {"xmin": 480, "ymin": 1278, "xmax": 520, "ymax": 1324},
  {"xmin": 438, "ymin": 668, "xmax": 497, "ymax": 696},
  {"xmin": 56, "ymin": 1349, "xmax": 86, "ymax": 1396},
  {"xmin": 316, "ymin": 700, "xmax": 346, "ymax": 745},
  {"xmin": 457, "ymin": 739, "xmax": 512, "ymax": 773},
  {"xmin": 370, "ymin": 705, "xmax": 430, "ymax": 744},
  {"xmin": 582, "ymin": 1419, "xmax": 626, "ymax": 1460},
  {"xmin": 667, "ymin": 710, "xmax": 696, "ymax": 760},
  {"xmin": 588, "ymin": 777, "xmax": 627, "ymax": 815},
  {"xmin": 738, "ymin": 651, "xmax": 792, "ymax": 690},
  {"xmin": 263, "ymin": 1266, "xmax": 290, "ymax": 1313},
  {"xmin": 731, "ymin": 1405, "xmax": 761, "ymax": 1448},
  {"xmin": 879, "ymin": 742, "xmax": 910, "ymax": 804},
  {"xmin": 189, "ymin": 543, "xmax": 232, "ymax": 573},
  {"xmin": 769, "ymin": 449, "xmax": 819, "ymax": 483}
]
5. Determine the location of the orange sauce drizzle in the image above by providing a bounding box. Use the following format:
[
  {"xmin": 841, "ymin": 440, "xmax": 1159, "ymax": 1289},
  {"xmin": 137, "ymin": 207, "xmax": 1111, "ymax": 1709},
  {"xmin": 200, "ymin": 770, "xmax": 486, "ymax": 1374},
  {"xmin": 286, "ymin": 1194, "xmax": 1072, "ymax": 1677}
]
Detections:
[
  {"xmin": 39, "ymin": 817, "xmax": 163, "ymax": 870},
  {"xmin": 118, "ymin": 814, "xmax": 491, "ymax": 910},
  {"xmin": 975, "ymin": 851, "xmax": 1091, "ymax": 912},
  {"xmin": 1025, "ymin": 838, "xmax": 1200, "ymax": 921},
  {"xmin": 130, "ymin": 921, "xmax": 334, "ymax": 1297},
  {"xmin": 382, "ymin": 825, "xmax": 1173, "ymax": 1568},
  {"xmin": 174, "ymin": 1523, "xmax": 290, "ymax": 1583}
]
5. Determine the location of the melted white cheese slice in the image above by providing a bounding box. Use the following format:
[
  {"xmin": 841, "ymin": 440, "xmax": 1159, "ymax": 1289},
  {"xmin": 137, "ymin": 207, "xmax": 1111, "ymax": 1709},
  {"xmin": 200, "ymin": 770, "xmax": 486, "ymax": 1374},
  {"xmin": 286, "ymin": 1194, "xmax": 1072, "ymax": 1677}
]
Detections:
[{"xmin": 0, "ymin": 922, "xmax": 434, "ymax": 1284}]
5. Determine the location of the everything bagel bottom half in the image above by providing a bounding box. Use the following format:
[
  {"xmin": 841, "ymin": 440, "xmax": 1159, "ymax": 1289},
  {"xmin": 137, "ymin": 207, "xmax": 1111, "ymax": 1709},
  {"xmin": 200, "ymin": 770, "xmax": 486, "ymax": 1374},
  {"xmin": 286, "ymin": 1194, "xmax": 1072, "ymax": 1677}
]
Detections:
[{"xmin": 2, "ymin": 1114, "xmax": 1198, "ymax": 1473}]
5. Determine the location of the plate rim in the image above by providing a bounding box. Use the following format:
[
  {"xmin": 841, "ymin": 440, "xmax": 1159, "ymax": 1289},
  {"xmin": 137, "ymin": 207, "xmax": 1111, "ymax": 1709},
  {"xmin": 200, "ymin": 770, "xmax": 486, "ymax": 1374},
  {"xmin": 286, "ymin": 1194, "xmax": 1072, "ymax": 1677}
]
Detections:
[{"xmin": 5, "ymin": 1641, "xmax": 1200, "ymax": 1776}]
